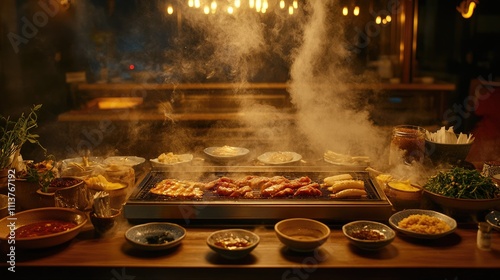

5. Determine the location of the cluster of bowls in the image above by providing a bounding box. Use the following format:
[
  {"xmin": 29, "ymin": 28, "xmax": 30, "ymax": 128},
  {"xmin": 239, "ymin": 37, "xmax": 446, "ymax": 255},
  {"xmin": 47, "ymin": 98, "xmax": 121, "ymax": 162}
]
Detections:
[{"xmin": 0, "ymin": 207, "xmax": 464, "ymax": 255}]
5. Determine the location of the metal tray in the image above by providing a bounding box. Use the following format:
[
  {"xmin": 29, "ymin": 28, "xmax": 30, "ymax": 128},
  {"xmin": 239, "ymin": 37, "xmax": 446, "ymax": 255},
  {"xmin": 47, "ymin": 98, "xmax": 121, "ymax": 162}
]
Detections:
[{"xmin": 123, "ymin": 166, "xmax": 393, "ymax": 224}]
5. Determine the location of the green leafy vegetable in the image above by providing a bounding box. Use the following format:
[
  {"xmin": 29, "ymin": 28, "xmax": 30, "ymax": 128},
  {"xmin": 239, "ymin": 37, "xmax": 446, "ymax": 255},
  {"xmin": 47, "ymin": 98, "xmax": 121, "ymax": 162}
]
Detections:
[
  {"xmin": 0, "ymin": 104, "xmax": 45, "ymax": 169},
  {"xmin": 424, "ymin": 167, "xmax": 500, "ymax": 199}
]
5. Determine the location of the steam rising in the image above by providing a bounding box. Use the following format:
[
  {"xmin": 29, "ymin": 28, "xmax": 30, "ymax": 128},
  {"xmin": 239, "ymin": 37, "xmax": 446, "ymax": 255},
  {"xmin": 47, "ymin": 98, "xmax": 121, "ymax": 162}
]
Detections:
[
  {"xmin": 288, "ymin": 1, "xmax": 387, "ymax": 161},
  {"xmin": 171, "ymin": 1, "xmax": 388, "ymax": 164},
  {"xmin": 54, "ymin": 0, "xmax": 389, "ymax": 167}
]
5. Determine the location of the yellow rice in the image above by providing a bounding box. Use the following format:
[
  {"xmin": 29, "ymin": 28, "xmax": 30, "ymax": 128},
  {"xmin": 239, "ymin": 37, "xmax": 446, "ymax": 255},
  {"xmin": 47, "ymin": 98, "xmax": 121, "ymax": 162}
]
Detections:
[{"xmin": 398, "ymin": 214, "xmax": 451, "ymax": 234}]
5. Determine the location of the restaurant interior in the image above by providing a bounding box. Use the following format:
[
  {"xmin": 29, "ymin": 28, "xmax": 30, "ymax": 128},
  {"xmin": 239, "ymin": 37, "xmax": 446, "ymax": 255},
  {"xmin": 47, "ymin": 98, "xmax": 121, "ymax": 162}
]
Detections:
[
  {"xmin": 0, "ymin": 0, "xmax": 498, "ymax": 161},
  {"xmin": 1, "ymin": 0, "xmax": 500, "ymax": 279}
]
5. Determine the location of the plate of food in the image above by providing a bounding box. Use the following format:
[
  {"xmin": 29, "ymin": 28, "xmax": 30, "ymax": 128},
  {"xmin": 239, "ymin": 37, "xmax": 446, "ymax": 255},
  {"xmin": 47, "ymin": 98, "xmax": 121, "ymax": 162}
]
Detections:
[
  {"xmin": 485, "ymin": 210, "xmax": 500, "ymax": 231},
  {"xmin": 323, "ymin": 150, "xmax": 370, "ymax": 168},
  {"xmin": 389, "ymin": 209, "xmax": 457, "ymax": 239},
  {"xmin": 257, "ymin": 151, "xmax": 302, "ymax": 165},
  {"xmin": 150, "ymin": 153, "xmax": 193, "ymax": 166},
  {"xmin": 104, "ymin": 156, "xmax": 145, "ymax": 167},
  {"xmin": 204, "ymin": 146, "xmax": 249, "ymax": 161}
]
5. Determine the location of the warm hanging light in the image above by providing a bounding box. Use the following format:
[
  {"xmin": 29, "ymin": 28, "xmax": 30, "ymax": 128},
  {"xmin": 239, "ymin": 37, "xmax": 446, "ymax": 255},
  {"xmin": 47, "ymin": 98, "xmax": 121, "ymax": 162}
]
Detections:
[
  {"xmin": 288, "ymin": 5, "xmax": 294, "ymax": 15},
  {"xmin": 375, "ymin": 16, "xmax": 382, "ymax": 24},
  {"xmin": 256, "ymin": 0, "xmax": 262, "ymax": 12},
  {"xmin": 210, "ymin": 0, "xmax": 217, "ymax": 11},
  {"xmin": 293, "ymin": 0, "xmax": 298, "ymax": 9},
  {"xmin": 280, "ymin": 0, "xmax": 285, "ymax": 9},
  {"xmin": 194, "ymin": 0, "xmax": 200, "ymax": 8},
  {"xmin": 188, "ymin": 0, "xmax": 194, "ymax": 8},
  {"xmin": 249, "ymin": 0, "xmax": 255, "ymax": 9},
  {"xmin": 353, "ymin": 6, "xmax": 360, "ymax": 16},
  {"xmin": 234, "ymin": 0, "xmax": 241, "ymax": 8},
  {"xmin": 386, "ymin": 15, "xmax": 392, "ymax": 23},
  {"xmin": 342, "ymin": 6, "xmax": 348, "ymax": 16},
  {"xmin": 457, "ymin": 0, "xmax": 479, "ymax": 19},
  {"xmin": 166, "ymin": 4, "xmax": 174, "ymax": 15},
  {"xmin": 227, "ymin": 6, "xmax": 234, "ymax": 14},
  {"xmin": 203, "ymin": 5, "xmax": 210, "ymax": 14}
]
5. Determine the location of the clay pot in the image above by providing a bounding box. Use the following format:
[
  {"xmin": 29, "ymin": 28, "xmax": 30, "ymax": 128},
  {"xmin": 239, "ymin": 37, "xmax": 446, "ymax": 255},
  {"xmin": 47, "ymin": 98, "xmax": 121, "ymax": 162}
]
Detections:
[
  {"xmin": 15, "ymin": 179, "xmax": 43, "ymax": 211},
  {"xmin": 16, "ymin": 177, "xmax": 85, "ymax": 211}
]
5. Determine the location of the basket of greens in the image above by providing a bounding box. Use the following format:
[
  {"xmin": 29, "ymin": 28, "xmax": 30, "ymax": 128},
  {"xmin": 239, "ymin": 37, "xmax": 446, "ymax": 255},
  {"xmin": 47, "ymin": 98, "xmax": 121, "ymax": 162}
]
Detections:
[{"xmin": 423, "ymin": 167, "xmax": 500, "ymax": 211}]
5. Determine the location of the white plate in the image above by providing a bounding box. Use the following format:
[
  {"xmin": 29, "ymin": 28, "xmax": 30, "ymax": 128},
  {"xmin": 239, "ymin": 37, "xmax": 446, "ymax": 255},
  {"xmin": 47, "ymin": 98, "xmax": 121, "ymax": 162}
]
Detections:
[
  {"xmin": 257, "ymin": 151, "xmax": 302, "ymax": 165},
  {"xmin": 104, "ymin": 156, "xmax": 145, "ymax": 167},
  {"xmin": 323, "ymin": 151, "xmax": 370, "ymax": 167},
  {"xmin": 388, "ymin": 209, "xmax": 457, "ymax": 239},
  {"xmin": 204, "ymin": 146, "xmax": 250, "ymax": 159},
  {"xmin": 150, "ymin": 154, "xmax": 193, "ymax": 166}
]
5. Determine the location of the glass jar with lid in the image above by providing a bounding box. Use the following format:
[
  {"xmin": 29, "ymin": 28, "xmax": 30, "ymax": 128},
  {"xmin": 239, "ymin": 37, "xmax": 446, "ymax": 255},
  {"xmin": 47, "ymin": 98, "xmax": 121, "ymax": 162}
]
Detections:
[{"xmin": 389, "ymin": 125, "xmax": 426, "ymax": 165}]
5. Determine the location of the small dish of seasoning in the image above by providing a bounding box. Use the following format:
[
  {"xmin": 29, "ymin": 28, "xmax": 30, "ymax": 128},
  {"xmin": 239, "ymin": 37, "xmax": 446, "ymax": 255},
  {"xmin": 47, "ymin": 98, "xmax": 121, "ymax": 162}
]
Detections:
[
  {"xmin": 342, "ymin": 220, "xmax": 395, "ymax": 250},
  {"xmin": 125, "ymin": 222, "xmax": 186, "ymax": 251},
  {"xmin": 207, "ymin": 229, "xmax": 260, "ymax": 259}
]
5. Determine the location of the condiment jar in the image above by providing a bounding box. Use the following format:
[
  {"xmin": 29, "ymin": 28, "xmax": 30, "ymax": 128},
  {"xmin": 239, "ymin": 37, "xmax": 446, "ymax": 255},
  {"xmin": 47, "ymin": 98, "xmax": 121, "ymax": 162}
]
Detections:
[
  {"xmin": 477, "ymin": 222, "xmax": 492, "ymax": 251},
  {"xmin": 389, "ymin": 125, "xmax": 426, "ymax": 166}
]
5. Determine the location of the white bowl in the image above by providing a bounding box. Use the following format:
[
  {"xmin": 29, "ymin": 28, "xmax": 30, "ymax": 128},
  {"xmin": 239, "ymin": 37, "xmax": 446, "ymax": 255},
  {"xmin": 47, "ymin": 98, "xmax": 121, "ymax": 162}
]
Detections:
[{"xmin": 274, "ymin": 218, "xmax": 330, "ymax": 252}]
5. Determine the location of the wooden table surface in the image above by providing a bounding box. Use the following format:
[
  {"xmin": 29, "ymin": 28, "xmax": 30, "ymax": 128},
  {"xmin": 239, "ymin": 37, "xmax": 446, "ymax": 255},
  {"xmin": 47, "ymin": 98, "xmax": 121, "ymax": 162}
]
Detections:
[{"xmin": 2, "ymin": 214, "xmax": 499, "ymax": 280}]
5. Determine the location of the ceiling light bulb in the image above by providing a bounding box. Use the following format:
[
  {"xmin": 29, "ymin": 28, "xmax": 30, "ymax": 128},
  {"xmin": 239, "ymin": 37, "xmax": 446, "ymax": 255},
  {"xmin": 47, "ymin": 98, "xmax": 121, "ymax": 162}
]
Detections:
[
  {"xmin": 353, "ymin": 6, "xmax": 360, "ymax": 16},
  {"xmin": 342, "ymin": 7, "xmax": 348, "ymax": 16}
]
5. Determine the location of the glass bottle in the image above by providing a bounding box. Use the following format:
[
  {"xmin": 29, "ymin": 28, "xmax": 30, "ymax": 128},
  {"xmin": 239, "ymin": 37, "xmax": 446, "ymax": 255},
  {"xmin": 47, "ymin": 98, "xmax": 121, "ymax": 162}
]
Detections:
[
  {"xmin": 477, "ymin": 222, "xmax": 492, "ymax": 251},
  {"xmin": 389, "ymin": 125, "xmax": 426, "ymax": 165}
]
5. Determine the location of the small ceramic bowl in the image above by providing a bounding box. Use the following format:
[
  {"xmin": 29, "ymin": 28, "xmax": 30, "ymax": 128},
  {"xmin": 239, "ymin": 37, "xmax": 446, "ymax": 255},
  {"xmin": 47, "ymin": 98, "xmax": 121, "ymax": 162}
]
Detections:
[
  {"xmin": 342, "ymin": 220, "xmax": 395, "ymax": 250},
  {"xmin": 425, "ymin": 139, "xmax": 473, "ymax": 164},
  {"xmin": 125, "ymin": 222, "xmax": 186, "ymax": 251},
  {"xmin": 274, "ymin": 218, "xmax": 330, "ymax": 252},
  {"xmin": 386, "ymin": 180, "xmax": 423, "ymax": 210},
  {"xmin": 90, "ymin": 208, "xmax": 122, "ymax": 235},
  {"xmin": 206, "ymin": 229, "xmax": 260, "ymax": 259}
]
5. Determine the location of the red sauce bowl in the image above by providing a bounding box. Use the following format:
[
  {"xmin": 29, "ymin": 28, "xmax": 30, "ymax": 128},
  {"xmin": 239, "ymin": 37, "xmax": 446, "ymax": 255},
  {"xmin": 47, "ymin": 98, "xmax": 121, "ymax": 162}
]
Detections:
[{"xmin": 0, "ymin": 207, "xmax": 87, "ymax": 249}]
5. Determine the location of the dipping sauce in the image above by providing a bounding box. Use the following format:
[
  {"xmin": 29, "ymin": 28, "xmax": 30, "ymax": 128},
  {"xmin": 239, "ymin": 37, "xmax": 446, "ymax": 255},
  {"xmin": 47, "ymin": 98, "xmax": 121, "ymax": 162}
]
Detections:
[
  {"xmin": 15, "ymin": 220, "xmax": 77, "ymax": 238},
  {"xmin": 389, "ymin": 125, "xmax": 425, "ymax": 165},
  {"xmin": 284, "ymin": 228, "xmax": 324, "ymax": 240},
  {"xmin": 49, "ymin": 178, "xmax": 82, "ymax": 189},
  {"xmin": 388, "ymin": 181, "xmax": 420, "ymax": 192},
  {"xmin": 351, "ymin": 229, "xmax": 385, "ymax": 241},
  {"xmin": 214, "ymin": 236, "xmax": 251, "ymax": 250}
]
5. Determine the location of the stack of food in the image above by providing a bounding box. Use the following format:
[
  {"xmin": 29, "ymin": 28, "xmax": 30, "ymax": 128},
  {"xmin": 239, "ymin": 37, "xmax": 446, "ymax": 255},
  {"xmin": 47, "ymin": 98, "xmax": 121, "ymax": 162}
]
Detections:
[{"xmin": 322, "ymin": 174, "xmax": 367, "ymax": 198}]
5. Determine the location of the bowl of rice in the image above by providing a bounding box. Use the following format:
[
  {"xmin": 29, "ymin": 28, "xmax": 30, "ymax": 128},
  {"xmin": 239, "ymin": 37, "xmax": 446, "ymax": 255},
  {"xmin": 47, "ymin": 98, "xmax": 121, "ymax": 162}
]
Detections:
[{"xmin": 389, "ymin": 209, "xmax": 457, "ymax": 239}]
